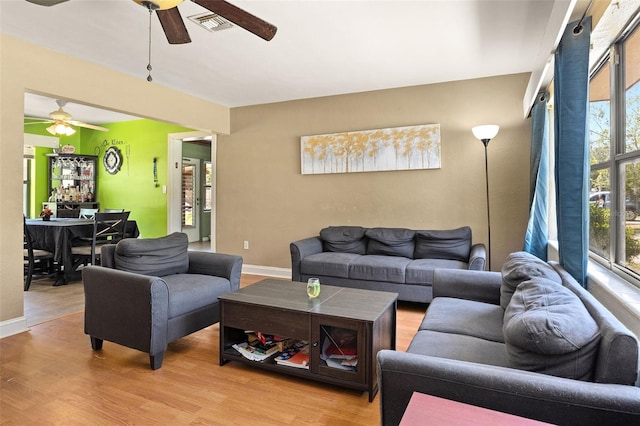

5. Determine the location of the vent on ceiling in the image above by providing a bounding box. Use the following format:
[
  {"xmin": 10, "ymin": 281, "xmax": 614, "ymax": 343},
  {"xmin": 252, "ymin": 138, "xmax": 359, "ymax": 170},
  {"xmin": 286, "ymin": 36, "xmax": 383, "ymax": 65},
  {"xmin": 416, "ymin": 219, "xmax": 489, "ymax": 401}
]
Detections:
[{"xmin": 188, "ymin": 12, "xmax": 233, "ymax": 32}]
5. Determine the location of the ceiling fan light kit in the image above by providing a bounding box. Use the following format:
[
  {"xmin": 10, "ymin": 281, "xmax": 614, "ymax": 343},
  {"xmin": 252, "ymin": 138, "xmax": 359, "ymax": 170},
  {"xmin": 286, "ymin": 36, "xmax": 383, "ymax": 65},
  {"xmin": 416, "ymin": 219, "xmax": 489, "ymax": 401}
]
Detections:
[{"xmin": 47, "ymin": 122, "xmax": 76, "ymax": 136}]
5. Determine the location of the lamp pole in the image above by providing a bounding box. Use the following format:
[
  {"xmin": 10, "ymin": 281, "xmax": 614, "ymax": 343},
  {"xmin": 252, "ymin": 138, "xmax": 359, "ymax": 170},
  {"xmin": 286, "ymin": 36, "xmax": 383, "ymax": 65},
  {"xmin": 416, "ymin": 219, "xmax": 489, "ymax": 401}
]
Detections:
[
  {"xmin": 482, "ymin": 138, "xmax": 491, "ymax": 271},
  {"xmin": 472, "ymin": 125, "xmax": 499, "ymax": 271}
]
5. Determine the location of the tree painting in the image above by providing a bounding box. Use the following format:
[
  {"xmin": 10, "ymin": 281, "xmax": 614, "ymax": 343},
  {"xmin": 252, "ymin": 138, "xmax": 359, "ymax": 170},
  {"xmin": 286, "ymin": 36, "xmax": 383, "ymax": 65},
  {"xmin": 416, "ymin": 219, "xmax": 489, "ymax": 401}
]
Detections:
[{"xmin": 301, "ymin": 124, "xmax": 441, "ymax": 174}]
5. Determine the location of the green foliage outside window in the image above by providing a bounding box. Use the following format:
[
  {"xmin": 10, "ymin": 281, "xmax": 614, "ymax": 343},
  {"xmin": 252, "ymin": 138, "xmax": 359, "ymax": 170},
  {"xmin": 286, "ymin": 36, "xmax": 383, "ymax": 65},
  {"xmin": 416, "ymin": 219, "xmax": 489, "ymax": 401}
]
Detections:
[{"xmin": 590, "ymin": 204, "xmax": 640, "ymax": 263}]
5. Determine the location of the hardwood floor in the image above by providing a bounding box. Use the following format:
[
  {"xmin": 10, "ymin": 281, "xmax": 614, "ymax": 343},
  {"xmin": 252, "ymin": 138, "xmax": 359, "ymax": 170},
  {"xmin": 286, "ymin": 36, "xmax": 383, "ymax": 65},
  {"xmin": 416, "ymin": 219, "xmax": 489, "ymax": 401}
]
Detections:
[
  {"xmin": 3, "ymin": 274, "xmax": 426, "ymax": 425},
  {"xmin": 23, "ymin": 278, "xmax": 85, "ymax": 327}
]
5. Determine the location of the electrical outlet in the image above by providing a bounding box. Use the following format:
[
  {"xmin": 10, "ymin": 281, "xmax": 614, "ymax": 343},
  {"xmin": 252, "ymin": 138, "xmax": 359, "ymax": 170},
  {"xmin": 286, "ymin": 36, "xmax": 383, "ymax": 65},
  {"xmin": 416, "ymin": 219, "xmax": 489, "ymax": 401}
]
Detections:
[
  {"xmin": 162, "ymin": 185, "xmax": 167, "ymax": 194},
  {"xmin": 243, "ymin": 240, "xmax": 249, "ymax": 250}
]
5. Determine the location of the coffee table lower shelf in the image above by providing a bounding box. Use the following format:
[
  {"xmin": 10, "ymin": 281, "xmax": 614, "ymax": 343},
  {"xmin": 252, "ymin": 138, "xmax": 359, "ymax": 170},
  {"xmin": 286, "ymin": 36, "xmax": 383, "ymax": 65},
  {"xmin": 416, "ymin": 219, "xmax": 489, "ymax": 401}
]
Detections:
[{"xmin": 221, "ymin": 347, "xmax": 374, "ymax": 396}]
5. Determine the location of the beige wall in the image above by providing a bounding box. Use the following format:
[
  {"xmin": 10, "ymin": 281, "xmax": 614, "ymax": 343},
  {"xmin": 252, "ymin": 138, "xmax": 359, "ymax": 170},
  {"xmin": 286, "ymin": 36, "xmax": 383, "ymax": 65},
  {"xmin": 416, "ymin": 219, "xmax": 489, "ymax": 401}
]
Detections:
[
  {"xmin": 216, "ymin": 73, "xmax": 532, "ymax": 271},
  {"xmin": 0, "ymin": 35, "xmax": 229, "ymax": 324},
  {"xmin": 1, "ymin": 34, "xmax": 532, "ymax": 328}
]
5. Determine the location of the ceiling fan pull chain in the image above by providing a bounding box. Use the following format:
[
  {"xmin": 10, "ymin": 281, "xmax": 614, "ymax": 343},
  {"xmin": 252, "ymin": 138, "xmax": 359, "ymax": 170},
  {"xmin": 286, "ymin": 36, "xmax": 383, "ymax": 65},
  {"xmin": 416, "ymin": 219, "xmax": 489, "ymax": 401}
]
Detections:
[{"xmin": 147, "ymin": 7, "xmax": 153, "ymax": 82}]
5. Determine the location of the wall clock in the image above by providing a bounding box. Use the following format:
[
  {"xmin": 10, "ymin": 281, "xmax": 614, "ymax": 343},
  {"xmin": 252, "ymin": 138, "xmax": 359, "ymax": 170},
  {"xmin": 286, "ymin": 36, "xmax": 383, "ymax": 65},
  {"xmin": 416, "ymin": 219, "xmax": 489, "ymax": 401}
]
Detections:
[{"xmin": 104, "ymin": 146, "xmax": 123, "ymax": 175}]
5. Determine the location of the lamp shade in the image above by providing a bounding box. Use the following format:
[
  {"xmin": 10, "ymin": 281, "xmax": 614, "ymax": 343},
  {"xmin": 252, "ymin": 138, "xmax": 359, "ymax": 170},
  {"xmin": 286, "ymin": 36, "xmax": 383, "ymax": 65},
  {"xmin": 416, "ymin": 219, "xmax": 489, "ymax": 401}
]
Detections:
[{"xmin": 472, "ymin": 125, "xmax": 500, "ymax": 141}]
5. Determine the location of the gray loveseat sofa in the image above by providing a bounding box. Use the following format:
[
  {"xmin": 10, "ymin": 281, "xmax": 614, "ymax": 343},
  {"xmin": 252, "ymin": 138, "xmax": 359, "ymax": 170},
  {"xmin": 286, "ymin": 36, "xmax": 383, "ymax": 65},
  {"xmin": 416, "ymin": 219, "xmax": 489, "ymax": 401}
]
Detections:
[
  {"xmin": 291, "ymin": 226, "xmax": 485, "ymax": 303},
  {"xmin": 83, "ymin": 232, "xmax": 243, "ymax": 369},
  {"xmin": 377, "ymin": 251, "xmax": 640, "ymax": 425}
]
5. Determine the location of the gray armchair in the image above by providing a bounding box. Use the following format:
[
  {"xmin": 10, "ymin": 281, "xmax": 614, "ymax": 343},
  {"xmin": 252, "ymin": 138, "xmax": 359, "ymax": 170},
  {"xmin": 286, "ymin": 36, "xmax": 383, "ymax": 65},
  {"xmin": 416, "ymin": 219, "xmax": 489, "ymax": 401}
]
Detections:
[{"xmin": 82, "ymin": 232, "xmax": 242, "ymax": 369}]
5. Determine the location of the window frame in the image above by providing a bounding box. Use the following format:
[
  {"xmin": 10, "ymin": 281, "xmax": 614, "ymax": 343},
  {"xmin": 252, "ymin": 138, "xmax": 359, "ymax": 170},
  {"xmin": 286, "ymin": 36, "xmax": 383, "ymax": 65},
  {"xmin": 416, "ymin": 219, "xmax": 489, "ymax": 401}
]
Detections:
[{"xmin": 589, "ymin": 18, "xmax": 640, "ymax": 288}]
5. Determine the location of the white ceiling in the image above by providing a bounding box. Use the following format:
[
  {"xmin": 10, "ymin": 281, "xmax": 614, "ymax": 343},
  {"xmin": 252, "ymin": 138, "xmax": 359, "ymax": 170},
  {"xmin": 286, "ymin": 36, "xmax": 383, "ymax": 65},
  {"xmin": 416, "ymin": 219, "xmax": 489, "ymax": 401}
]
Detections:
[{"xmin": 1, "ymin": 0, "xmax": 588, "ymax": 124}]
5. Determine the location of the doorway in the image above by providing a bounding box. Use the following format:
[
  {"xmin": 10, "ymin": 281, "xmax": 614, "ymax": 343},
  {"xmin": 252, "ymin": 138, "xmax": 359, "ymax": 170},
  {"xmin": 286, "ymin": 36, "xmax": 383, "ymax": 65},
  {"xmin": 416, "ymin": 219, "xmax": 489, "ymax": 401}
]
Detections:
[
  {"xmin": 167, "ymin": 131, "xmax": 216, "ymax": 252},
  {"xmin": 181, "ymin": 157, "xmax": 200, "ymax": 242}
]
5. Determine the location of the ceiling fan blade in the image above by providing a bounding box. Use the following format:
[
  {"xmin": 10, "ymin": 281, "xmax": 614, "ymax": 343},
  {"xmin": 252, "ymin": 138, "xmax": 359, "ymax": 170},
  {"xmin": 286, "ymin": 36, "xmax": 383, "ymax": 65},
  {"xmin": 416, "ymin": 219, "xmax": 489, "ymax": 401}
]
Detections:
[
  {"xmin": 68, "ymin": 121, "xmax": 109, "ymax": 132},
  {"xmin": 25, "ymin": 116, "xmax": 54, "ymax": 122},
  {"xmin": 25, "ymin": 0, "xmax": 69, "ymax": 6},
  {"xmin": 192, "ymin": 0, "xmax": 277, "ymax": 41},
  {"xmin": 157, "ymin": 7, "xmax": 192, "ymax": 44},
  {"xmin": 24, "ymin": 121, "xmax": 54, "ymax": 125}
]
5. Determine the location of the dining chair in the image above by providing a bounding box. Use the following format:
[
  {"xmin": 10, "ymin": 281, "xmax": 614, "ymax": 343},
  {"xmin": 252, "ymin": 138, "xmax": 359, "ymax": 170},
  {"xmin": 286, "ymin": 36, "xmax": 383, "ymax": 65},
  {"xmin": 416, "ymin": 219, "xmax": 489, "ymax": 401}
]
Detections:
[
  {"xmin": 79, "ymin": 208, "xmax": 99, "ymax": 219},
  {"xmin": 24, "ymin": 217, "xmax": 56, "ymax": 291},
  {"xmin": 71, "ymin": 211, "xmax": 131, "ymax": 267},
  {"xmin": 103, "ymin": 208, "xmax": 124, "ymax": 213}
]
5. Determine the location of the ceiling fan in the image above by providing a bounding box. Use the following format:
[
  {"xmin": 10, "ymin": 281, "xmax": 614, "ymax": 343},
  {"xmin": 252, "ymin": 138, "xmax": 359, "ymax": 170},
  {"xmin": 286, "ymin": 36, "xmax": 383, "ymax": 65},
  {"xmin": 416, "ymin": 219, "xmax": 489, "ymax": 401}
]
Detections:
[
  {"xmin": 24, "ymin": 100, "xmax": 109, "ymax": 136},
  {"xmin": 26, "ymin": 0, "xmax": 278, "ymax": 44}
]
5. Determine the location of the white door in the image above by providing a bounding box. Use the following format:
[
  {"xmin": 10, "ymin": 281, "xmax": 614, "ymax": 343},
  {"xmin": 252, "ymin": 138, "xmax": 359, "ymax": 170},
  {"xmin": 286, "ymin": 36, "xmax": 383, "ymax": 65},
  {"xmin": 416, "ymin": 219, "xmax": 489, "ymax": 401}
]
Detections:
[{"xmin": 181, "ymin": 157, "xmax": 200, "ymax": 242}]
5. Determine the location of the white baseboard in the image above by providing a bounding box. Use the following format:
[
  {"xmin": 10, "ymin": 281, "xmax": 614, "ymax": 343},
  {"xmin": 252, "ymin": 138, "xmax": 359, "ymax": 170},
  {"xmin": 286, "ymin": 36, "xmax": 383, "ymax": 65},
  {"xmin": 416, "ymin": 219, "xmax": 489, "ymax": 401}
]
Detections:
[
  {"xmin": 242, "ymin": 264, "xmax": 291, "ymax": 279},
  {"xmin": 0, "ymin": 316, "xmax": 29, "ymax": 339}
]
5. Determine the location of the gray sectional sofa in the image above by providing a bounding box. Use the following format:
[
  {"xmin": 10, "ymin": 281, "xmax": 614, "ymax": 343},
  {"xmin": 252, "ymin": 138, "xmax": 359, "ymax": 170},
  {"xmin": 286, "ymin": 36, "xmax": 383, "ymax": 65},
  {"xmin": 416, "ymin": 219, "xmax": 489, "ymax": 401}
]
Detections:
[
  {"xmin": 290, "ymin": 226, "xmax": 485, "ymax": 303},
  {"xmin": 377, "ymin": 251, "xmax": 640, "ymax": 425}
]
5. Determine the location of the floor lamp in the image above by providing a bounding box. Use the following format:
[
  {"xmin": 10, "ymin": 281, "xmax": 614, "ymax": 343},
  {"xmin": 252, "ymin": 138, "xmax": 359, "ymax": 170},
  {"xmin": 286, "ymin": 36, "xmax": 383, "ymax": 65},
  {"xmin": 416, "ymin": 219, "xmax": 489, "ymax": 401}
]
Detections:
[{"xmin": 472, "ymin": 125, "xmax": 499, "ymax": 271}]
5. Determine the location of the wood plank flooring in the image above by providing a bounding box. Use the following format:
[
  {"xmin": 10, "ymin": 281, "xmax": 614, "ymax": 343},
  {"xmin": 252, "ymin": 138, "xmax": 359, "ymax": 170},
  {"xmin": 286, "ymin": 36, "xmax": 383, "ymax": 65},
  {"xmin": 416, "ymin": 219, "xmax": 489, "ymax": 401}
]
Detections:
[
  {"xmin": 3, "ymin": 274, "xmax": 426, "ymax": 425},
  {"xmin": 23, "ymin": 278, "xmax": 85, "ymax": 327}
]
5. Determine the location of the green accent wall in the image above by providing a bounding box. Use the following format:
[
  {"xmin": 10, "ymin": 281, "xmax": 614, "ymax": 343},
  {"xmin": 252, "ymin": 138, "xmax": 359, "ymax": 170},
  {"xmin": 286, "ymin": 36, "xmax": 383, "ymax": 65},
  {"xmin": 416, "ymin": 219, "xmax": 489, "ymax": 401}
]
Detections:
[{"xmin": 25, "ymin": 119, "xmax": 194, "ymax": 238}]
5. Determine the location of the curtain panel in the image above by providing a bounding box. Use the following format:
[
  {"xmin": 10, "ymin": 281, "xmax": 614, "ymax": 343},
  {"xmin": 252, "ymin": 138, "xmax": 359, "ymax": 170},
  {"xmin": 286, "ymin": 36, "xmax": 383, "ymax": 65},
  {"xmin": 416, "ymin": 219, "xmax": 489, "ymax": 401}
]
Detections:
[
  {"xmin": 554, "ymin": 17, "xmax": 592, "ymax": 287},
  {"xmin": 524, "ymin": 92, "xmax": 550, "ymax": 261}
]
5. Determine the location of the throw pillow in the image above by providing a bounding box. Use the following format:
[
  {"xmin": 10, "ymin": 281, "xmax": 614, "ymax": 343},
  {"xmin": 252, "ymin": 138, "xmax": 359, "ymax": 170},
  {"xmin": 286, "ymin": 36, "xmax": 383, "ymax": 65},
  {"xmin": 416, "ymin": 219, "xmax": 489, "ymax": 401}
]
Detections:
[
  {"xmin": 503, "ymin": 278, "xmax": 600, "ymax": 381},
  {"xmin": 320, "ymin": 226, "xmax": 367, "ymax": 254},
  {"xmin": 414, "ymin": 226, "xmax": 472, "ymax": 261},
  {"xmin": 365, "ymin": 228, "xmax": 415, "ymax": 258},
  {"xmin": 500, "ymin": 251, "xmax": 562, "ymax": 309},
  {"xmin": 114, "ymin": 232, "xmax": 189, "ymax": 277}
]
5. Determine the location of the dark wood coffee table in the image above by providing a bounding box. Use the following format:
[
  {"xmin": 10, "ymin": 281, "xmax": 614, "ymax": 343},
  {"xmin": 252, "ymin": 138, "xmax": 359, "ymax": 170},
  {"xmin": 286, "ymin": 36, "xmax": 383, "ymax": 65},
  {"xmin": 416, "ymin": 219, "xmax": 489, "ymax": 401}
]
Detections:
[{"xmin": 219, "ymin": 278, "xmax": 397, "ymax": 402}]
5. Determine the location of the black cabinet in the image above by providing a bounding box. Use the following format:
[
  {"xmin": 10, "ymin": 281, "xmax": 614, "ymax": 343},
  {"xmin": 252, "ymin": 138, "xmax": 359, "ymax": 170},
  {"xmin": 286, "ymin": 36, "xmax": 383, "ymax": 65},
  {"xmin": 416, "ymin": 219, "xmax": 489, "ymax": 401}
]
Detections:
[{"xmin": 47, "ymin": 154, "xmax": 99, "ymax": 218}]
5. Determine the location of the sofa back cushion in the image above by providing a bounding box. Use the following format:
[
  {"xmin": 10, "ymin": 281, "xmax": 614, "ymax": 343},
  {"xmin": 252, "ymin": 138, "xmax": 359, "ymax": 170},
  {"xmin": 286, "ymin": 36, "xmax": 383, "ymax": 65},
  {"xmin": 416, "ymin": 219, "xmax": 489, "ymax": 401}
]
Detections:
[
  {"xmin": 500, "ymin": 251, "xmax": 562, "ymax": 309},
  {"xmin": 414, "ymin": 226, "xmax": 472, "ymax": 261},
  {"xmin": 365, "ymin": 228, "xmax": 415, "ymax": 258},
  {"xmin": 503, "ymin": 278, "xmax": 601, "ymax": 381},
  {"xmin": 320, "ymin": 226, "xmax": 367, "ymax": 254},
  {"xmin": 114, "ymin": 232, "xmax": 189, "ymax": 277}
]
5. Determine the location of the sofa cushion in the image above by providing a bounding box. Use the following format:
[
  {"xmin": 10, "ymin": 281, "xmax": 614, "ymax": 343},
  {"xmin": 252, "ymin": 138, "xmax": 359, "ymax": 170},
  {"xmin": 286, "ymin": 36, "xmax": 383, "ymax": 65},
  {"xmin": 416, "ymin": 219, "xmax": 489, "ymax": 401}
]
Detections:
[
  {"xmin": 320, "ymin": 226, "xmax": 367, "ymax": 255},
  {"xmin": 162, "ymin": 274, "xmax": 231, "ymax": 318},
  {"xmin": 414, "ymin": 226, "xmax": 472, "ymax": 261},
  {"xmin": 365, "ymin": 228, "xmax": 415, "ymax": 258},
  {"xmin": 114, "ymin": 232, "xmax": 189, "ymax": 277},
  {"xmin": 421, "ymin": 297, "xmax": 505, "ymax": 343},
  {"xmin": 550, "ymin": 262, "xmax": 640, "ymax": 385},
  {"xmin": 349, "ymin": 255, "xmax": 410, "ymax": 283},
  {"xmin": 300, "ymin": 252, "xmax": 361, "ymax": 279},
  {"xmin": 503, "ymin": 278, "xmax": 601, "ymax": 381},
  {"xmin": 405, "ymin": 258, "xmax": 468, "ymax": 285},
  {"xmin": 500, "ymin": 251, "xmax": 562, "ymax": 309},
  {"xmin": 407, "ymin": 329, "xmax": 508, "ymax": 367}
]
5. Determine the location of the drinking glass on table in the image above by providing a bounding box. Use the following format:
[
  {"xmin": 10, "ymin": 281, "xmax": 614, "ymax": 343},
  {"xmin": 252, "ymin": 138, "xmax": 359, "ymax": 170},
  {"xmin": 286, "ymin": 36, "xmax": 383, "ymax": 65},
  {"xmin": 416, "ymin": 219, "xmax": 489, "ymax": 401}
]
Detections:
[{"xmin": 307, "ymin": 278, "xmax": 321, "ymax": 298}]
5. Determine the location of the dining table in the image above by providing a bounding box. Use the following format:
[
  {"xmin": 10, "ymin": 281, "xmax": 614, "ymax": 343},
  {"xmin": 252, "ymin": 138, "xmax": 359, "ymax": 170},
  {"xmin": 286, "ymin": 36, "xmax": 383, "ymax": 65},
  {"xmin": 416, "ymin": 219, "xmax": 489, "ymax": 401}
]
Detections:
[{"xmin": 25, "ymin": 217, "xmax": 139, "ymax": 285}]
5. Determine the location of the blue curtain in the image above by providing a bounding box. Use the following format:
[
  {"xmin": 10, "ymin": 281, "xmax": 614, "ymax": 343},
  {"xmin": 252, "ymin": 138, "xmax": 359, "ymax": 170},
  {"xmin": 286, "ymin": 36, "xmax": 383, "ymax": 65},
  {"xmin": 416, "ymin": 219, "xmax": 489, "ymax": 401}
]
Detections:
[
  {"xmin": 554, "ymin": 17, "xmax": 591, "ymax": 287},
  {"xmin": 524, "ymin": 92, "xmax": 549, "ymax": 261}
]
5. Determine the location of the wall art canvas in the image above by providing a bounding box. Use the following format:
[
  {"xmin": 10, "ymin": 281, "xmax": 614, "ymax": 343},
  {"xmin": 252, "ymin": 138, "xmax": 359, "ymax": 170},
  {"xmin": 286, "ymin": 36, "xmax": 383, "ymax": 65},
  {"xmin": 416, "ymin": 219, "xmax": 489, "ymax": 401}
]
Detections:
[{"xmin": 301, "ymin": 123, "xmax": 441, "ymax": 175}]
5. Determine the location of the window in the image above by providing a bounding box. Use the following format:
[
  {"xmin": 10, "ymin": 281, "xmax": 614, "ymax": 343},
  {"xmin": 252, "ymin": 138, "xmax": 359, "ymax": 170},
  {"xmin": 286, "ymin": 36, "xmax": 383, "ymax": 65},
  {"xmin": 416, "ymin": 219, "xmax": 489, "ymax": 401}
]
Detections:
[
  {"xmin": 204, "ymin": 161, "xmax": 212, "ymax": 211},
  {"xmin": 589, "ymin": 20, "xmax": 640, "ymax": 281}
]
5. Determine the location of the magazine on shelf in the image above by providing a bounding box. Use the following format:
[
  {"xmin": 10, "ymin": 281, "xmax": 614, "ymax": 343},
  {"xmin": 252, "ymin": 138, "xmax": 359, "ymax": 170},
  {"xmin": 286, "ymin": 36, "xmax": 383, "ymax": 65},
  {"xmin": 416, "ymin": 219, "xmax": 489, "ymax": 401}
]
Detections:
[
  {"xmin": 274, "ymin": 341, "xmax": 309, "ymax": 369},
  {"xmin": 232, "ymin": 342, "xmax": 277, "ymax": 362},
  {"xmin": 320, "ymin": 337, "xmax": 357, "ymax": 371}
]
